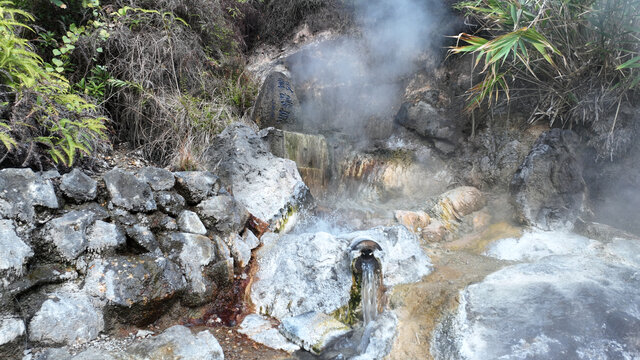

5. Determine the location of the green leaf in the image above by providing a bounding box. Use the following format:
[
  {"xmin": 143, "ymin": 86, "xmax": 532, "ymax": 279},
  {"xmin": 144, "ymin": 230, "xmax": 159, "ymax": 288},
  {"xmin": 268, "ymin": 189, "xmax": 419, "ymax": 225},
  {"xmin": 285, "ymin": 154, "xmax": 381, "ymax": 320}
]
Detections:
[
  {"xmin": 52, "ymin": 58, "xmax": 63, "ymax": 66},
  {"xmin": 52, "ymin": 49, "xmax": 61, "ymax": 56},
  {"xmin": 617, "ymin": 56, "xmax": 640, "ymax": 70}
]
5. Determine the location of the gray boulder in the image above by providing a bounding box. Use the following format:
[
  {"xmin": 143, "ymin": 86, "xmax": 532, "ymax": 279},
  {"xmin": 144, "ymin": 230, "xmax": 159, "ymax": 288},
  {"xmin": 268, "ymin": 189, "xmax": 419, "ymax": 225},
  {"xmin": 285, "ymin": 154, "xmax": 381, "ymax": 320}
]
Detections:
[
  {"xmin": 0, "ymin": 168, "xmax": 58, "ymax": 222},
  {"xmin": 29, "ymin": 292, "xmax": 104, "ymax": 345},
  {"xmin": 243, "ymin": 229, "xmax": 260, "ymax": 250},
  {"xmin": 86, "ymin": 220, "xmax": 126, "ymax": 253},
  {"xmin": 174, "ymin": 171, "xmax": 220, "ymax": 204},
  {"xmin": 60, "ymin": 169, "xmax": 97, "ymax": 202},
  {"xmin": 0, "ymin": 314, "xmax": 25, "ymax": 359},
  {"xmin": 196, "ymin": 194, "xmax": 249, "ymax": 234},
  {"xmin": 136, "ymin": 167, "xmax": 175, "ymax": 191},
  {"xmin": 158, "ymin": 232, "xmax": 230, "ymax": 306},
  {"xmin": 0, "ymin": 219, "xmax": 33, "ymax": 275},
  {"xmin": 203, "ymin": 124, "xmax": 311, "ymax": 229},
  {"xmin": 510, "ymin": 129, "xmax": 587, "ymax": 230},
  {"xmin": 252, "ymin": 71, "xmax": 300, "ymax": 129},
  {"xmin": 177, "ymin": 210, "xmax": 206, "ymax": 235},
  {"xmin": 103, "ymin": 168, "xmax": 156, "ymax": 212},
  {"xmin": 127, "ymin": 325, "xmax": 224, "ymax": 360},
  {"xmin": 154, "ymin": 191, "xmax": 186, "ymax": 217},
  {"xmin": 40, "ymin": 210, "xmax": 96, "ymax": 261},
  {"xmin": 83, "ymin": 255, "xmax": 186, "ymax": 325}
]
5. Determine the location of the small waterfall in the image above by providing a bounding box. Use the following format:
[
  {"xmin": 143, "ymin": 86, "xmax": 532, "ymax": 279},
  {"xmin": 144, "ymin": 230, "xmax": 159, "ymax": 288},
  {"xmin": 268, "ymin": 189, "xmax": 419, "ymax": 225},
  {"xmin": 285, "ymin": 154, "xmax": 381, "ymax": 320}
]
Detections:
[{"xmin": 361, "ymin": 258, "xmax": 378, "ymax": 325}]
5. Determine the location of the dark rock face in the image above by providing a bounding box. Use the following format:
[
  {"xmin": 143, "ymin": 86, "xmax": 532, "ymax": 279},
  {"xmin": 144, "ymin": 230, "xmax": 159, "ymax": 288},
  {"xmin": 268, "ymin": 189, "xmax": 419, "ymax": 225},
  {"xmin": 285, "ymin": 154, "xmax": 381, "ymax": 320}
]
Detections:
[
  {"xmin": 510, "ymin": 129, "xmax": 587, "ymax": 230},
  {"xmin": 136, "ymin": 167, "xmax": 175, "ymax": 191},
  {"xmin": 395, "ymin": 100, "xmax": 458, "ymax": 144},
  {"xmin": 83, "ymin": 255, "xmax": 186, "ymax": 326},
  {"xmin": 154, "ymin": 191, "xmax": 186, "ymax": 217},
  {"xmin": 60, "ymin": 169, "xmax": 97, "ymax": 202},
  {"xmin": 0, "ymin": 314, "xmax": 26, "ymax": 359},
  {"xmin": 196, "ymin": 194, "xmax": 249, "ymax": 235},
  {"xmin": 103, "ymin": 168, "xmax": 156, "ymax": 212},
  {"xmin": 0, "ymin": 168, "xmax": 58, "ymax": 222},
  {"xmin": 252, "ymin": 71, "xmax": 300, "ymax": 129},
  {"xmin": 174, "ymin": 171, "xmax": 220, "ymax": 204}
]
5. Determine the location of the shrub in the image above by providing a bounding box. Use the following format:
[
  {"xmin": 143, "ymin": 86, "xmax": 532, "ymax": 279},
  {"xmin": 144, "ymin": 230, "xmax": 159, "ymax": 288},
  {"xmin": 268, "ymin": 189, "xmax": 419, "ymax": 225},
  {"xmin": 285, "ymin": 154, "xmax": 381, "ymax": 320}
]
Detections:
[
  {"xmin": 0, "ymin": 0, "xmax": 107, "ymax": 168},
  {"xmin": 452, "ymin": 0, "xmax": 640, "ymax": 157}
]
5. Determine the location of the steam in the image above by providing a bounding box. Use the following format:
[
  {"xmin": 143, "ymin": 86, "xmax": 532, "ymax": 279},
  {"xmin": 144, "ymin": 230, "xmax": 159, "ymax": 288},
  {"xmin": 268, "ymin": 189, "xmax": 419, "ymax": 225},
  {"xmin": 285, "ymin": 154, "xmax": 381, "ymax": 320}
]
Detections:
[{"xmin": 286, "ymin": 0, "xmax": 450, "ymax": 138}]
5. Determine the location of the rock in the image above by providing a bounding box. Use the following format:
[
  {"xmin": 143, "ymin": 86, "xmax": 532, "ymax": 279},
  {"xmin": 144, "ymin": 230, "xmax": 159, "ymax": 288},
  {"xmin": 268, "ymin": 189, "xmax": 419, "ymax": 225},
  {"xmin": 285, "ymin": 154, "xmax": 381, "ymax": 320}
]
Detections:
[
  {"xmin": 103, "ymin": 168, "xmax": 156, "ymax": 212},
  {"xmin": 251, "ymin": 232, "xmax": 352, "ymax": 319},
  {"xmin": 262, "ymin": 128, "xmax": 330, "ymax": 194},
  {"xmin": 173, "ymin": 171, "xmax": 220, "ymax": 204},
  {"xmin": 395, "ymin": 210, "xmax": 430, "ymax": 232},
  {"xmin": 0, "ymin": 314, "xmax": 25, "ymax": 358},
  {"xmin": 196, "ymin": 194, "xmax": 249, "ymax": 234},
  {"xmin": 203, "ymin": 123, "xmax": 311, "ymax": 229},
  {"xmin": 431, "ymin": 186, "xmax": 485, "ymax": 221},
  {"xmin": 431, "ymin": 255, "xmax": 640, "ymax": 360},
  {"xmin": 136, "ymin": 167, "xmax": 174, "ymax": 191},
  {"xmin": 32, "ymin": 325, "xmax": 224, "ymax": 360},
  {"xmin": 177, "ymin": 210, "xmax": 206, "ymax": 235},
  {"xmin": 0, "ymin": 220, "xmax": 33, "ymax": 275},
  {"xmin": 0, "ymin": 168, "xmax": 58, "ymax": 222},
  {"xmin": 395, "ymin": 101, "xmax": 458, "ymax": 143},
  {"xmin": 86, "ymin": 220, "xmax": 126, "ymax": 253},
  {"xmin": 280, "ymin": 311, "xmax": 350, "ymax": 354},
  {"xmin": 229, "ymin": 234, "xmax": 251, "ymax": 268},
  {"xmin": 128, "ymin": 325, "xmax": 224, "ymax": 360},
  {"xmin": 40, "ymin": 210, "xmax": 96, "ymax": 261},
  {"xmin": 124, "ymin": 224, "xmax": 160, "ymax": 253},
  {"xmin": 252, "ymin": 71, "xmax": 300, "ymax": 129},
  {"xmin": 83, "ymin": 255, "xmax": 186, "ymax": 325},
  {"xmin": 60, "ymin": 169, "xmax": 97, "ymax": 202},
  {"xmin": 510, "ymin": 129, "xmax": 587, "ymax": 230},
  {"xmin": 158, "ymin": 232, "xmax": 226, "ymax": 306},
  {"xmin": 148, "ymin": 212, "xmax": 178, "ymax": 231},
  {"xmin": 238, "ymin": 314, "xmax": 300, "ymax": 353},
  {"xmin": 154, "ymin": 191, "xmax": 186, "ymax": 217},
  {"xmin": 242, "ymin": 229, "xmax": 260, "ymax": 250},
  {"xmin": 29, "ymin": 292, "xmax": 104, "ymax": 345}
]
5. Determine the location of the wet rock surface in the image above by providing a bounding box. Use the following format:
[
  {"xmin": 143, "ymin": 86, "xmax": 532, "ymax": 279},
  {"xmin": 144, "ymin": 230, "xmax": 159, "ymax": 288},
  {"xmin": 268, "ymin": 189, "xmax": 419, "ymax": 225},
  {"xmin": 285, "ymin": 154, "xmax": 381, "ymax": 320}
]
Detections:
[
  {"xmin": 280, "ymin": 312, "xmax": 350, "ymax": 354},
  {"xmin": 433, "ymin": 232, "xmax": 640, "ymax": 360},
  {"xmin": 239, "ymin": 314, "xmax": 300, "ymax": 353}
]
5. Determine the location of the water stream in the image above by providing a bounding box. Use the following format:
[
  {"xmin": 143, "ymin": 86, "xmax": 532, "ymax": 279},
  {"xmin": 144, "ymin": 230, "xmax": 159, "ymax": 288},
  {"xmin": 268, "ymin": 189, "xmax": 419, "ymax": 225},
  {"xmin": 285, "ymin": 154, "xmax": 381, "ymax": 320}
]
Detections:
[{"xmin": 360, "ymin": 259, "xmax": 378, "ymax": 326}]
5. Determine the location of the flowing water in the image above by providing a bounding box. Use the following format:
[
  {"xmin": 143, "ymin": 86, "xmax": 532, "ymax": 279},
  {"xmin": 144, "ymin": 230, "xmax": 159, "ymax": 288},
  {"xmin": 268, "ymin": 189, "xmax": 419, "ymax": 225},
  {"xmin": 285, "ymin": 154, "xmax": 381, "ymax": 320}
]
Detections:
[{"xmin": 360, "ymin": 259, "xmax": 378, "ymax": 326}]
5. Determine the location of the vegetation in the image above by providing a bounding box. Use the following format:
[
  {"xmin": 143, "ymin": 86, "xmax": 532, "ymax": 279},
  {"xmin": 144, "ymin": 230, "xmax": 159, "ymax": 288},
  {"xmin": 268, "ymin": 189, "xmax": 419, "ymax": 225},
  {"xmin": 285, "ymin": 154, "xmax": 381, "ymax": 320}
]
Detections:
[
  {"xmin": 0, "ymin": 0, "xmax": 262, "ymax": 169},
  {"xmin": 0, "ymin": 0, "xmax": 107, "ymax": 168},
  {"xmin": 452, "ymin": 0, "xmax": 640, "ymax": 158}
]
